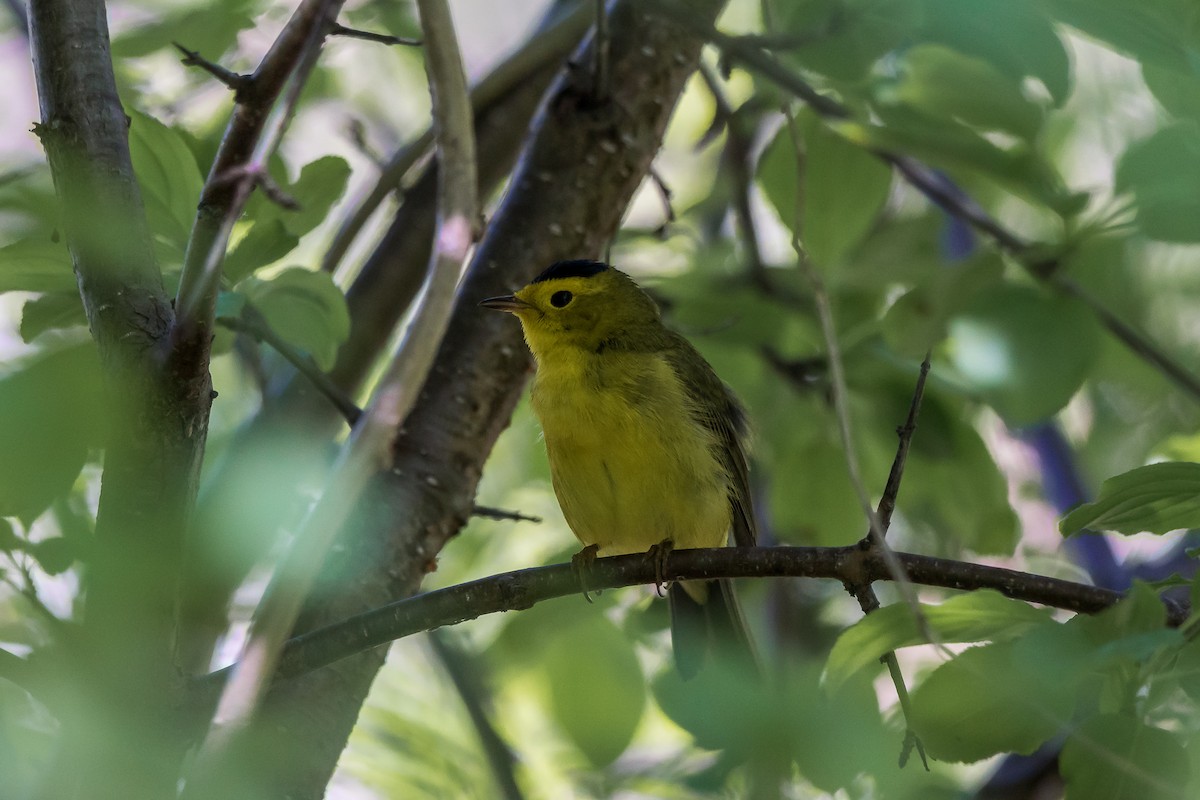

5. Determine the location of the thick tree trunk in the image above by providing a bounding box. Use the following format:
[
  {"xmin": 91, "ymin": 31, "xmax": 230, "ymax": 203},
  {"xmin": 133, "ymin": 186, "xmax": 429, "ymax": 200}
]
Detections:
[
  {"xmin": 247, "ymin": 1, "xmax": 727, "ymax": 795},
  {"xmin": 179, "ymin": 25, "xmax": 582, "ymax": 672},
  {"xmin": 28, "ymin": 0, "xmax": 212, "ymax": 797}
]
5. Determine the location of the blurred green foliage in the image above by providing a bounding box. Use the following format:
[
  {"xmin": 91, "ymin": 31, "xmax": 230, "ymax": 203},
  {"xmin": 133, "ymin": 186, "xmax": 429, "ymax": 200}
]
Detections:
[{"xmin": 2, "ymin": 0, "xmax": 1200, "ymax": 797}]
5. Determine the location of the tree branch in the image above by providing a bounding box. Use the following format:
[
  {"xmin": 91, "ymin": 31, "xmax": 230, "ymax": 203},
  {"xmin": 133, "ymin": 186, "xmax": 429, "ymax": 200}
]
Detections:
[
  {"xmin": 472, "ymin": 505, "xmax": 542, "ymax": 523},
  {"xmin": 171, "ymin": 0, "xmax": 347, "ymax": 366},
  {"xmin": 248, "ymin": 2, "xmax": 729, "ymax": 795},
  {"xmin": 329, "ymin": 22, "xmax": 420, "ymax": 46},
  {"xmin": 217, "ymin": 309, "xmax": 362, "ymax": 425},
  {"xmin": 321, "ymin": 1, "xmax": 592, "ymax": 276},
  {"xmin": 179, "ymin": 3, "xmax": 583, "ymax": 677},
  {"xmin": 189, "ymin": 545, "xmax": 1184, "ymax": 712},
  {"xmin": 591, "ymin": 0, "xmax": 611, "ymax": 100},
  {"xmin": 189, "ymin": 0, "xmax": 476, "ymax": 782},
  {"xmin": 28, "ymin": 1, "xmax": 213, "ymax": 797},
  {"xmin": 173, "ymin": 42, "xmax": 252, "ymax": 93},
  {"xmin": 846, "ymin": 351, "xmax": 933, "ymax": 770},
  {"xmin": 698, "ymin": 61, "xmax": 768, "ymax": 286},
  {"xmin": 428, "ymin": 632, "xmax": 525, "ymax": 800},
  {"xmin": 875, "ymin": 353, "xmax": 932, "ymax": 536}
]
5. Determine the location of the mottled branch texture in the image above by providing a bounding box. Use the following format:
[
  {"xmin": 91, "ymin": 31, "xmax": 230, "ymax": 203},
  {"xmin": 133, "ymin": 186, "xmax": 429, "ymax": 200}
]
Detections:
[
  {"xmin": 29, "ymin": 1, "xmax": 210, "ymax": 797},
  {"xmin": 246, "ymin": 2, "xmax": 729, "ymax": 796},
  {"xmin": 192, "ymin": 545, "xmax": 1180, "ymax": 711}
]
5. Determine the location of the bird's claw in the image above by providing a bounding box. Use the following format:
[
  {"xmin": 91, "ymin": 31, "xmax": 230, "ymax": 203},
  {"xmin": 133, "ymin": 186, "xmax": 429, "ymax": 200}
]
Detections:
[
  {"xmin": 646, "ymin": 539, "xmax": 674, "ymax": 597},
  {"xmin": 571, "ymin": 544, "xmax": 600, "ymax": 603}
]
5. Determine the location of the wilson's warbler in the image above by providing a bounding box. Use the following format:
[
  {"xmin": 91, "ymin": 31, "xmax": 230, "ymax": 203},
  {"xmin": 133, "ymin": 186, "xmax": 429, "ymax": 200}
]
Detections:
[{"xmin": 481, "ymin": 259, "xmax": 756, "ymax": 677}]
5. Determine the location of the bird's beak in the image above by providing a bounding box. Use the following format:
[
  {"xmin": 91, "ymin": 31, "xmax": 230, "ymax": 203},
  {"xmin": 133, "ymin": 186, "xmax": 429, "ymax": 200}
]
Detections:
[{"xmin": 478, "ymin": 295, "xmax": 530, "ymax": 313}]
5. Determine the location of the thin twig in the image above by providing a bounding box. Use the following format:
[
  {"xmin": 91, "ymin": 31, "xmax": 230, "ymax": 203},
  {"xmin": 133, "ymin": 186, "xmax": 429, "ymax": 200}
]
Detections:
[
  {"xmin": 782, "ymin": 101, "xmax": 931, "ymax": 768},
  {"xmin": 875, "ymin": 352, "xmax": 932, "ymax": 536},
  {"xmin": 781, "ymin": 113, "xmax": 921, "ymax": 618},
  {"xmin": 1050, "ymin": 275, "xmax": 1200, "ymax": 401},
  {"xmin": 330, "ymin": 22, "xmax": 420, "ymax": 46},
  {"xmin": 646, "ymin": 166, "xmax": 676, "ymax": 237},
  {"xmin": 472, "ymin": 505, "xmax": 542, "ymax": 523},
  {"xmin": 848, "ymin": 352, "xmax": 934, "ymax": 771},
  {"xmin": 189, "ymin": 545, "xmax": 1184, "ymax": 709},
  {"xmin": 213, "ymin": 163, "xmax": 300, "ymax": 209},
  {"xmin": 592, "ymin": 0, "xmax": 611, "ymax": 100},
  {"xmin": 697, "ymin": 60, "xmax": 768, "ymax": 287},
  {"xmin": 345, "ymin": 118, "xmax": 385, "ymax": 166},
  {"xmin": 173, "ymin": 0, "xmax": 348, "ymax": 343},
  {"xmin": 217, "ymin": 310, "xmax": 362, "ymax": 426},
  {"xmin": 181, "ymin": 7, "xmax": 345, "ymax": 789},
  {"xmin": 173, "ymin": 42, "xmax": 252, "ymax": 93},
  {"xmin": 428, "ymin": 633, "xmax": 525, "ymax": 800},
  {"xmin": 176, "ymin": 30, "xmax": 326, "ymax": 329}
]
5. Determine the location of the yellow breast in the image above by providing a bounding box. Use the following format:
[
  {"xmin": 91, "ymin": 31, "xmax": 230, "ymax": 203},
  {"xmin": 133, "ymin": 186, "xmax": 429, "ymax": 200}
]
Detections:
[{"xmin": 530, "ymin": 347, "xmax": 731, "ymax": 555}]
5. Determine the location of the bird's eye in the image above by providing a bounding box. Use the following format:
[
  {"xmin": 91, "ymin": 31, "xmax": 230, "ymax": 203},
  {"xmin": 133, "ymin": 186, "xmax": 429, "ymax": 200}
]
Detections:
[{"xmin": 550, "ymin": 290, "xmax": 573, "ymax": 308}]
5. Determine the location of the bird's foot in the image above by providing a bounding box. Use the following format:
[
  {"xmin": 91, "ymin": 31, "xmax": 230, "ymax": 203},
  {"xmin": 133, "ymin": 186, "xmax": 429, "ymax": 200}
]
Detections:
[
  {"xmin": 646, "ymin": 539, "xmax": 675, "ymax": 598},
  {"xmin": 571, "ymin": 544, "xmax": 600, "ymax": 603}
]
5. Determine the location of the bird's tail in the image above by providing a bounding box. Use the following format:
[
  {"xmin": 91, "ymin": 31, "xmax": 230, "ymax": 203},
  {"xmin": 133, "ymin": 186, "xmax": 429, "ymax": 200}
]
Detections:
[{"xmin": 669, "ymin": 578, "xmax": 758, "ymax": 680}]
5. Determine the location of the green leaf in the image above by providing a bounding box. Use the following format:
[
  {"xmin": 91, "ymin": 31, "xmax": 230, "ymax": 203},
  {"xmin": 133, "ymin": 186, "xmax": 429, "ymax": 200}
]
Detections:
[
  {"xmin": 910, "ymin": 639, "xmax": 1074, "ymax": 762},
  {"xmin": 756, "ymin": 125, "xmax": 799, "ymax": 231},
  {"xmin": 1060, "ymin": 714, "xmax": 1189, "ymax": 800},
  {"xmin": 894, "ymin": 45, "xmax": 1045, "ymax": 140},
  {"xmin": 911, "ymin": 407, "xmax": 1020, "ymax": 554},
  {"xmin": 1115, "ymin": 123, "xmax": 1200, "ymax": 243},
  {"xmin": 238, "ymin": 268, "xmax": 350, "ymax": 371},
  {"xmin": 799, "ymin": 111, "xmax": 893, "ymax": 268},
  {"xmin": 224, "ymin": 219, "xmax": 300, "ymax": 284},
  {"xmin": 1060, "ymin": 462, "xmax": 1200, "ymax": 535},
  {"xmin": 0, "ymin": 677, "xmax": 56, "ymax": 798},
  {"xmin": 1172, "ymin": 635, "xmax": 1200, "ymax": 704},
  {"xmin": 881, "ymin": 252, "xmax": 1004, "ymax": 357},
  {"xmin": 0, "ymin": 518, "xmax": 18, "ymax": 552},
  {"xmin": 1143, "ymin": 64, "xmax": 1200, "ymax": 123},
  {"xmin": 282, "ymin": 156, "xmax": 351, "ymax": 236},
  {"xmin": 128, "ymin": 112, "xmax": 205, "ymax": 248},
  {"xmin": 20, "ymin": 293, "xmax": 87, "ymax": 343},
  {"xmin": 657, "ymin": 660, "xmax": 894, "ymax": 788},
  {"xmin": 542, "ymin": 611, "xmax": 646, "ymax": 766},
  {"xmin": 0, "ymin": 238, "xmax": 77, "ymax": 293},
  {"xmin": 857, "ymin": 105, "xmax": 1082, "ymax": 213},
  {"xmin": 0, "ymin": 167, "xmax": 60, "ymax": 233},
  {"xmin": 0, "ymin": 343, "xmax": 102, "ymax": 521},
  {"xmin": 916, "ymin": 0, "xmax": 1072, "ymax": 104},
  {"xmin": 825, "ymin": 590, "xmax": 1054, "ymax": 690},
  {"xmin": 777, "ymin": 0, "xmax": 921, "ymax": 81},
  {"xmin": 768, "ymin": 433, "xmax": 884, "ymax": 547},
  {"xmin": 112, "ymin": 0, "xmax": 256, "ymax": 60},
  {"xmin": 1079, "ymin": 581, "xmax": 1169, "ymax": 642},
  {"xmin": 947, "ymin": 283, "xmax": 1102, "ymax": 426},
  {"xmin": 31, "ymin": 537, "xmax": 75, "ymax": 575},
  {"xmin": 1038, "ymin": 0, "xmax": 1197, "ymax": 73},
  {"xmin": 215, "ymin": 290, "xmax": 246, "ymax": 320},
  {"xmin": 246, "ymin": 156, "xmax": 351, "ymax": 239}
]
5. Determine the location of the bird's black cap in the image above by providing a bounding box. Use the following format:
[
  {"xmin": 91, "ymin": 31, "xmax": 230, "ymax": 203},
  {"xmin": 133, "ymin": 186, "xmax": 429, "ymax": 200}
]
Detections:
[{"xmin": 531, "ymin": 259, "xmax": 609, "ymax": 284}]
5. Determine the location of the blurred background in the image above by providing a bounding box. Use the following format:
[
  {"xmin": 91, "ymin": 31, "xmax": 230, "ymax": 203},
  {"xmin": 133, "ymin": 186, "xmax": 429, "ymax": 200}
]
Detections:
[{"xmin": 3, "ymin": 0, "xmax": 1200, "ymax": 797}]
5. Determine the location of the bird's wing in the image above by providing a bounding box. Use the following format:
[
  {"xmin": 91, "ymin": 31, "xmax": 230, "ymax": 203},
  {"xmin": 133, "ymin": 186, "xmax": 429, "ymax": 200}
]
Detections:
[{"xmin": 664, "ymin": 336, "xmax": 758, "ymax": 547}]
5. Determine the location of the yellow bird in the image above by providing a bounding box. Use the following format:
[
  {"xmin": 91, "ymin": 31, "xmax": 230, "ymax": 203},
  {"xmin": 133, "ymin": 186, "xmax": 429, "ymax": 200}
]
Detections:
[{"xmin": 481, "ymin": 259, "xmax": 756, "ymax": 677}]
